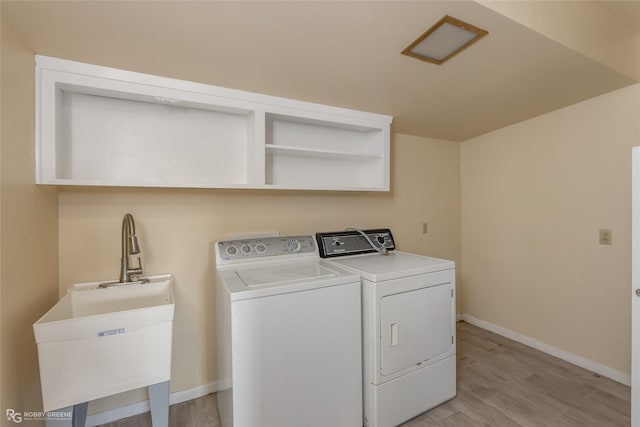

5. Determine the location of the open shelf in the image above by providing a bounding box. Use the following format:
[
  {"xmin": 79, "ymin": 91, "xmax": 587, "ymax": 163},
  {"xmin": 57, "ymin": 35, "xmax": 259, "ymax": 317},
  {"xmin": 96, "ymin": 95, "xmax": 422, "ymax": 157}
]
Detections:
[
  {"xmin": 54, "ymin": 91, "xmax": 252, "ymax": 187},
  {"xmin": 37, "ymin": 55, "xmax": 391, "ymax": 191},
  {"xmin": 265, "ymin": 144, "xmax": 382, "ymax": 161}
]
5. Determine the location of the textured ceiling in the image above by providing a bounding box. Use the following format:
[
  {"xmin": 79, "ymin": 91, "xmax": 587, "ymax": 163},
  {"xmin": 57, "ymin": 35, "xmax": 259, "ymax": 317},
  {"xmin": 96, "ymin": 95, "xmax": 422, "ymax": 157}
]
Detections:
[{"xmin": 3, "ymin": 1, "xmax": 638, "ymax": 141}]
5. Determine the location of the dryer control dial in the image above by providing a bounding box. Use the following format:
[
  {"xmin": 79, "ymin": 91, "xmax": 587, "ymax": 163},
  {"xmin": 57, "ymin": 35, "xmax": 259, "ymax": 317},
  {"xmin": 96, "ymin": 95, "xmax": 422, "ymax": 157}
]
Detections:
[{"xmin": 376, "ymin": 235, "xmax": 388, "ymax": 245}]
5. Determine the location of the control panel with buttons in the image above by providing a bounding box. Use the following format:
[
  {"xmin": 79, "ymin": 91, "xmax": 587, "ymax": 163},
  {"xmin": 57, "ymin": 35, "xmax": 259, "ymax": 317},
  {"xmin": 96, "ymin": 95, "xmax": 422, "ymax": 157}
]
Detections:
[
  {"xmin": 316, "ymin": 228, "xmax": 396, "ymax": 258},
  {"xmin": 217, "ymin": 235, "xmax": 316, "ymax": 261}
]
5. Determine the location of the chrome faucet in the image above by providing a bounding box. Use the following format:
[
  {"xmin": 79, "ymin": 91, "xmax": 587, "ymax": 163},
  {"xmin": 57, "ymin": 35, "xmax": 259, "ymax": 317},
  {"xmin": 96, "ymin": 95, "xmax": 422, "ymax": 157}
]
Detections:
[{"xmin": 120, "ymin": 213, "xmax": 143, "ymax": 283}]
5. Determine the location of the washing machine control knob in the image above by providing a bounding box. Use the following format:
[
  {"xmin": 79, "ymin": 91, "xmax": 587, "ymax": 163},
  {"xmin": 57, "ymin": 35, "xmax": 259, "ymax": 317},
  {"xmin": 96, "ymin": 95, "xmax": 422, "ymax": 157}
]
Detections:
[
  {"xmin": 241, "ymin": 244, "xmax": 252, "ymax": 254},
  {"xmin": 376, "ymin": 235, "xmax": 387, "ymax": 245},
  {"xmin": 287, "ymin": 239, "xmax": 301, "ymax": 252},
  {"xmin": 226, "ymin": 245, "xmax": 238, "ymax": 256}
]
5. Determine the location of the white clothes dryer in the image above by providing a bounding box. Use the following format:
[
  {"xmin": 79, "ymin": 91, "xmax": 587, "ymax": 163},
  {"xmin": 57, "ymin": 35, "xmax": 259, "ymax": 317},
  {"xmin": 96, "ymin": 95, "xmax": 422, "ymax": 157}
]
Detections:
[
  {"xmin": 317, "ymin": 229, "xmax": 456, "ymax": 427},
  {"xmin": 215, "ymin": 235, "xmax": 363, "ymax": 427}
]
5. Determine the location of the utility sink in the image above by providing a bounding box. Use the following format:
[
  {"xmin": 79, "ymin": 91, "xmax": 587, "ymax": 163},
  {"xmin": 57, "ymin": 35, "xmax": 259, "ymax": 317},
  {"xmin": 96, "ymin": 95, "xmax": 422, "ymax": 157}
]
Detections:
[{"xmin": 34, "ymin": 274, "xmax": 175, "ymax": 412}]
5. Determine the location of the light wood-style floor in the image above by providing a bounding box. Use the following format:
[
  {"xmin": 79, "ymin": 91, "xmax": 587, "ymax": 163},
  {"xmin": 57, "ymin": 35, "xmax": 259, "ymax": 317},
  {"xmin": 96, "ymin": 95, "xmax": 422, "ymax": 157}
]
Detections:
[{"xmin": 99, "ymin": 322, "xmax": 630, "ymax": 427}]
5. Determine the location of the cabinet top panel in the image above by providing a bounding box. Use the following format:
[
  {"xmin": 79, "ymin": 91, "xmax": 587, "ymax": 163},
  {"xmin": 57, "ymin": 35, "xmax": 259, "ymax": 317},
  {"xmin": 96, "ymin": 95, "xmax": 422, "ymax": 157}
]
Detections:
[{"xmin": 36, "ymin": 55, "xmax": 392, "ymax": 126}]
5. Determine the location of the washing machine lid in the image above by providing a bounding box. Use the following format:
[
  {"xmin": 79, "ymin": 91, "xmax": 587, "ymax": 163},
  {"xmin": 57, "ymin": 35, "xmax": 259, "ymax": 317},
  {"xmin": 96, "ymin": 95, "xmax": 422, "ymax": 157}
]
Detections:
[
  {"xmin": 219, "ymin": 261, "xmax": 360, "ymax": 301},
  {"xmin": 236, "ymin": 263, "xmax": 339, "ymax": 287},
  {"xmin": 327, "ymin": 251, "xmax": 454, "ymax": 282}
]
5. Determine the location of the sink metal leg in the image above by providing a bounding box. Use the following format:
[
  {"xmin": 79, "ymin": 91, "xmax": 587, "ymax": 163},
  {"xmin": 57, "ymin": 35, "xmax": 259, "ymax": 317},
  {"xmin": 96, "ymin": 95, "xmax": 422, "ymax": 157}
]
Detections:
[
  {"xmin": 45, "ymin": 383, "xmax": 167, "ymax": 427},
  {"xmin": 73, "ymin": 402, "xmax": 88, "ymax": 427},
  {"xmin": 149, "ymin": 381, "xmax": 170, "ymax": 427},
  {"xmin": 45, "ymin": 402, "xmax": 87, "ymax": 427}
]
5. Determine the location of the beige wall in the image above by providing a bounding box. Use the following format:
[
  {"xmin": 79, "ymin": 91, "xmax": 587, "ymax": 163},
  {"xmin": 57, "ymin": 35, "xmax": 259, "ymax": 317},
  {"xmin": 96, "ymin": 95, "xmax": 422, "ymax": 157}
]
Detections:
[
  {"xmin": 57, "ymin": 133, "xmax": 460, "ymax": 413},
  {"xmin": 0, "ymin": 15, "xmax": 59, "ymax": 424},
  {"xmin": 461, "ymin": 83, "xmax": 640, "ymax": 375}
]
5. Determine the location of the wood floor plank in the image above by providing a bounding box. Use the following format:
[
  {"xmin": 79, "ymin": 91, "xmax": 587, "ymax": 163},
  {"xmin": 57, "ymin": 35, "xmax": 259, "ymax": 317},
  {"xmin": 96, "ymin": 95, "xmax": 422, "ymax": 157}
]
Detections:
[
  {"xmin": 193, "ymin": 394, "xmax": 221, "ymax": 426},
  {"xmin": 438, "ymin": 411, "xmax": 482, "ymax": 427},
  {"xmin": 97, "ymin": 321, "xmax": 631, "ymax": 427},
  {"xmin": 497, "ymin": 378, "xmax": 568, "ymax": 419},
  {"xmin": 168, "ymin": 399, "xmax": 196, "ymax": 427},
  {"xmin": 589, "ymin": 376, "xmax": 633, "ymax": 403},
  {"xmin": 548, "ymin": 408, "xmax": 607, "ymax": 427},
  {"xmin": 443, "ymin": 389, "xmax": 524, "ymax": 427},
  {"xmin": 483, "ymin": 390, "xmax": 559, "ymax": 427},
  {"xmin": 587, "ymin": 388, "xmax": 632, "ymax": 417},
  {"xmin": 526, "ymin": 375, "xmax": 630, "ymax": 426},
  {"xmin": 408, "ymin": 398, "xmax": 457, "ymax": 423},
  {"xmin": 456, "ymin": 365, "xmax": 501, "ymax": 401}
]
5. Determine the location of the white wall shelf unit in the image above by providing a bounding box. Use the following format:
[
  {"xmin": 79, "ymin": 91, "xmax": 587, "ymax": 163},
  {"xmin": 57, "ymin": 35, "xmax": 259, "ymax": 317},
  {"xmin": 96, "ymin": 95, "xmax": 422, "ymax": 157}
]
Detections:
[{"xmin": 36, "ymin": 56, "xmax": 392, "ymax": 191}]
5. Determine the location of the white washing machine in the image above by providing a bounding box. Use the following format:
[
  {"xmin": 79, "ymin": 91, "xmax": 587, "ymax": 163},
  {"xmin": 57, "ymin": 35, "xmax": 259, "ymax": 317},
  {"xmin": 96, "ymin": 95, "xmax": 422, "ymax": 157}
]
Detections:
[
  {"xmin": 215, "ymin": 235, "xmax": 363, "ymax": 427},
  {"xmin": 317, "ymin": 229, "xmax": 456, "ymax": 427}
]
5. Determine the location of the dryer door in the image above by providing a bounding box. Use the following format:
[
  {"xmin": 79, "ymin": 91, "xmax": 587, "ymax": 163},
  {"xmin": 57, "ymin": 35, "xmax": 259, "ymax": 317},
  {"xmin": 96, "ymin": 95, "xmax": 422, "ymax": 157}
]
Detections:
[{"xmin": 380, "ymin": 281, "xmax": 453, "ymax": 376}]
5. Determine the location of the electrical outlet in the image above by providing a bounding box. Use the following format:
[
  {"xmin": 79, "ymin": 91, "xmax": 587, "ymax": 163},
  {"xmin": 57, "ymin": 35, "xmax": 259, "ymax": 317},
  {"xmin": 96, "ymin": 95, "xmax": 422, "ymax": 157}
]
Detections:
[
  {"xmin": 599, "ymin": 228, "xmax": 612, "ymax": 245},
  {"xmin": 422, "ymin": 222, "xmax": 428, "ymax": 234}
]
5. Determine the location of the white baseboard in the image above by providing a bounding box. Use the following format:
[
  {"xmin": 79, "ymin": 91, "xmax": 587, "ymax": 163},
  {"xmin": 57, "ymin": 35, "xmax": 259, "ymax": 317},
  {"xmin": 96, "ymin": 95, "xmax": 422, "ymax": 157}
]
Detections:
[
  {"xmin": 456, "ymin": 313, "xmax": 463, "ymax": 322},
  {"xmin": 85, "ymin": 381, "xmax": 220, "ymax": 427},
  {"xmin": 461, "ymin": 314, "xmax": 631, "ymax": 386}
]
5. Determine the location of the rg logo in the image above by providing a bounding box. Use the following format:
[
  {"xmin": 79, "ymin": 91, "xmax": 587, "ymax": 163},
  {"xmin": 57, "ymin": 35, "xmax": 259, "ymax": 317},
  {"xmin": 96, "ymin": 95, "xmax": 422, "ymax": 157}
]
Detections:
[{"xmin": 6, "ymin": 409, "xmax": 22, "ymax": 423}]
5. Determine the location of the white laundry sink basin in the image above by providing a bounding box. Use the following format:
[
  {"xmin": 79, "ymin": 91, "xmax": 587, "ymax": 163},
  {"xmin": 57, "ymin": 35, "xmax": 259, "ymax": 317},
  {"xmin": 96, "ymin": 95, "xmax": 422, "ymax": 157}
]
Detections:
[{"xmin": 34, "ymin": 274, "xmax": 175, "ymax": 412}]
